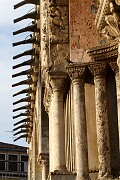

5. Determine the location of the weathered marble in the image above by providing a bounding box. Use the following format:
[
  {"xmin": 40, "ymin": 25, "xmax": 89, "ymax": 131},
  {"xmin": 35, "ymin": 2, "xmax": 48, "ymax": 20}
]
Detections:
[
  {"xmin": 49, "ymin": 71, "xmax": 67, "ymax": 172},
  {"xmin": 67, "ymin": 64, "xmax": 90, "ymax": 180},
  {"xmin": 110, "ymin": 62, "xmax": 120, "ymax": 166},
  {"xmin": 89, "ymin": 63, "xmax": 111, "ymax": 179}
]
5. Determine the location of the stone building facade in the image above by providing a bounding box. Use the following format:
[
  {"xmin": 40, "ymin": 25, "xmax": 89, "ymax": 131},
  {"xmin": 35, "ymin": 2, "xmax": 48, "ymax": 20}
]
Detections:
[
  {"xmin": 0, "ymin": 142, "xmax": 28, "ymax": 179},
  {"xmin": 12, "ymin": 0, "xmax": 120, "ymax": 179}
]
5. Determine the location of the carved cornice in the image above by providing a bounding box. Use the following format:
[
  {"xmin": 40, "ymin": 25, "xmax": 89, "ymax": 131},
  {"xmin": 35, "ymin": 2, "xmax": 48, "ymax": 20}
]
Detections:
[
  {"xmin": 89, "ymin": 62, "xmax": 107, "ymax": 77},
  {"xmin": 66, "ymin": 63, "xmax": 87, "ymax": 81},
  {"xmin": 87, "ymin": 42, "xmax": 118, "ymax": 61}
]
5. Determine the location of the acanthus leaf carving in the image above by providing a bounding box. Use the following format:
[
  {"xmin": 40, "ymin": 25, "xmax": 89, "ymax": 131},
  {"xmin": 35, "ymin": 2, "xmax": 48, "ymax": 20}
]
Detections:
[
  {"xmin": 89, "ymin": 62, "xmax": 107, "ymax": 77},
  {"xmin": 66, "ymin": 63, "xmax": 86, "ymax": 81}
]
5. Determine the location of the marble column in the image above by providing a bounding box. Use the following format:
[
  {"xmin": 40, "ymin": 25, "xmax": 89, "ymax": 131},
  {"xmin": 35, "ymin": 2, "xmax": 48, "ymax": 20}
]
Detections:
[
  {"xmin": 89, "ymin": 63, "xmax": 111, "ymax": 180},
  {"xmin": 67, "ymin": 64, "xmax": 89, "ymax": 180},
  {"xmin": 110, "ymin": 62, "xmax": 120, "ymax": 162},
  {"xmin": 49, "ymin": 71, "xmax": 67, "ymax": 172},
  {"xmin": 49, "ymin": 93, "xmax": 54, "ymax": 172},
  {"xmin": 39, "ymin": 154, "xmax": 49, "ymax": 180}
]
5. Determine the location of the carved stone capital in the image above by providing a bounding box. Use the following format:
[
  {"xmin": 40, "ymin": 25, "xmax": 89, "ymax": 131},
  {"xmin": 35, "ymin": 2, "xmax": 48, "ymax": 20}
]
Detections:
[
  {"xmin": 49, "ymin": 71, "xmax": 67, "ymax": 91},
  {"xmin": 66, "ymin": 63, "xmax": 86, "ymax": 83},
  {"xmin": 89, "ymin": 62, "xmax": 107, "ymax": 78},
  {"xmin": 110, "ymin": 62, "xmax": 119, "ymax": 74}
]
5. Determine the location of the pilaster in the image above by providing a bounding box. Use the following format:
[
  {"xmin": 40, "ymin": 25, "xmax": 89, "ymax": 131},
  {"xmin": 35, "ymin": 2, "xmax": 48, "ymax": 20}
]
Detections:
[
  {"xmin": 89, "ymin": 63, "xmax": 111, "ymax": 180},
  {"xmin": 67, "ymin": 64, "xmax": 90, "ymax": 180}
]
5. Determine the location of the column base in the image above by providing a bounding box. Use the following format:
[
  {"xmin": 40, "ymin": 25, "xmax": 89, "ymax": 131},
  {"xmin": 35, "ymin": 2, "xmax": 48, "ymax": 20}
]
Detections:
[{"xmin": 48, "ymin": 172, "xmax": 76, "ymax": 180}]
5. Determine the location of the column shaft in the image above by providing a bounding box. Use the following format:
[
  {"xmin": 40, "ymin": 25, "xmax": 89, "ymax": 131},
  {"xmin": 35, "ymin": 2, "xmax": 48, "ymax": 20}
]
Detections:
[
  {"xmin": 52, "ymin": 88, "xmax": 66, "ymax": 171},
  {"xmin": 73, "ymin": 78, "xmax": 89, "ymax": 180},
  {"xmin": 94, "ymin": 76, "xmax": 111, "ymax": 179},
  {"xmin": 49, "ymin": 95, "xmax": 54, "ymax": 172},
  {"xmin": 42, "ymin": 161, "xmax": 49, "ymax": 180},
  {"xmin": 49, "ymin": 72, "xmax": 67, "ymax": 172},
  {"xmin": 115, "ymin": 73, "xmax": 120, "ymax": 162}
]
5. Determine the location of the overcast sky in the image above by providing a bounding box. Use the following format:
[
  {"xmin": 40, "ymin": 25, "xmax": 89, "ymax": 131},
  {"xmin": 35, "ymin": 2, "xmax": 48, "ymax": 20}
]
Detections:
[{"xmin": 0, "ymin": 0, "xmax": 34, "ymax": 147}]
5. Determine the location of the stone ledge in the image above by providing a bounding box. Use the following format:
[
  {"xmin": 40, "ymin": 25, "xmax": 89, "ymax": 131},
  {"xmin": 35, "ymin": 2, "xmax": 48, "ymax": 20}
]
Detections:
[{"xmin": 48, "ymin": 173, "xmax": 76, "ymax": 180}]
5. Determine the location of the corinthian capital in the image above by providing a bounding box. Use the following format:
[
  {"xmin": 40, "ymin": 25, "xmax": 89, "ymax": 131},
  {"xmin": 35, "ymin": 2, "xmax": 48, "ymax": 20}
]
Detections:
[
  {"xmin": 89, "ymin": 62, "xmax": 107, "ymax": 77},
  {"xmin": 66, "ymin": 63, "xmax": 86, "ymax": 81},
  {"xmin": 110, "ymin": 62, "xmax": 119, "ymax": 74}
]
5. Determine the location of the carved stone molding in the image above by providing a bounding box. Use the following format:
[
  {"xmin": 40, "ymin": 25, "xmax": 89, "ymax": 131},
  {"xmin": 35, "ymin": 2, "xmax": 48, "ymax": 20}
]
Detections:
[
  {"xmin": 43, "ymin": 84, "xmax": 52, "ymax": 114},
  {"xmin": 89, "ymin": 62, "xmax": 107, "ymax": 78},
  {"xmin": 87, "ymin": 42, "xmax": 118, "ymax": 61},
  {"xmin": 110, "ymin": 62, "xmax": 119, "ymax": 74},
  {"xmin": 66, "ymin": 63, "xmax": 86, "ymax": 83}
]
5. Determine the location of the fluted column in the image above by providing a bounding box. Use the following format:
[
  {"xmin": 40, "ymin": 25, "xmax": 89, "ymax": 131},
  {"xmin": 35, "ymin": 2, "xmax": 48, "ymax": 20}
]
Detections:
[
  {"xmin": 110, "ymin": 62, "xmax": 120, "ymax": 161},
  {"xmin": 89, "ymin": 63, "xmax": 111, "ymax": 180},
  {"xmin": 49, "ymin": 71, "xmax": 67, "ymax": 172},
  {"xmin": 67, "ymin": 64, "xmax": 89, "ymax": 180}
]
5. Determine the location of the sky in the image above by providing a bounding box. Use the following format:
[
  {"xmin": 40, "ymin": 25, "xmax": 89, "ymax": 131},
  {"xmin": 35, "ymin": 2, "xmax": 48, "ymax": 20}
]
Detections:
[{"xmin": 0, "ymin": 0, "xmax": 34, "ymax": 147}]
